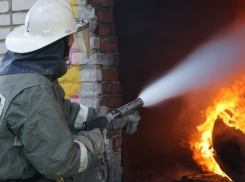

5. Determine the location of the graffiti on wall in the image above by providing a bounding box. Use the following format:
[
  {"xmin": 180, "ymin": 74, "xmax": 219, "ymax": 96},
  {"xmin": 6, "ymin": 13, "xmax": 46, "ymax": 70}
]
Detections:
[
  {"xmin": 58, "ymin": 0, "xmax": 80, "ymax": 101},
  {"xmin": 67, "ymin": 0, "xmax": 78, "ymax": 18}
]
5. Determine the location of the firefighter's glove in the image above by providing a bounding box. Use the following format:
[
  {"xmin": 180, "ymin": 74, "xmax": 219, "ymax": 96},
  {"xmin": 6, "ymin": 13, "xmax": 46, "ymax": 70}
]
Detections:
[
  {"xmin": 74, "ymin": 128, "xmax": 104, "ymax": 158},
  {"xmin": 107, "ymin": 111, "xmax": 141, "ymax": 134},
  {"xmin": 87, "ymin": 106, "xmax": 108, "ymax": 120},
  {"xmin": 73, "ymin": 105, "xmax": 108, "ymax": 131}
]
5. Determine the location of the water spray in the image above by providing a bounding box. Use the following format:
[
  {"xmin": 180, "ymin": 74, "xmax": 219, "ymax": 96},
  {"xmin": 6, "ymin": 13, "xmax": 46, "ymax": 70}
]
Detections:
[{"xmin": 139, "ymin": 25, "xmax": 245, "ymax": 107}]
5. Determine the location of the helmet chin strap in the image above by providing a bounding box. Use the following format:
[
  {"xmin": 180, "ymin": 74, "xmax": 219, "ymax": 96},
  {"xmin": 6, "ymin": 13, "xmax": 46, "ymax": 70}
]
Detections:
[{"xmin": 63, "ymin": 35, "xmax": 71, "ymax": 59}]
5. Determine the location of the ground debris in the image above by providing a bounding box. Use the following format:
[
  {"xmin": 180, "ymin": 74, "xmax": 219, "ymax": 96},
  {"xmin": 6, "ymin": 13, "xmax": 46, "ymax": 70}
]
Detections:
[
  {"xmin": 173, "ymin": 172, "xmax": 231, "ymax": 182},
  {"xmin": 127, "ymin": 169, "xmax": 174, "ymax": 182}
]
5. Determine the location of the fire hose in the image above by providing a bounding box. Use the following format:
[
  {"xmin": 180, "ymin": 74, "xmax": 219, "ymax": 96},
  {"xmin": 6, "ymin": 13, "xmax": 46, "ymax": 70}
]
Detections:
[{"xmin": 82, "ymin": 98, "xmax": 144, "ymax": 182}]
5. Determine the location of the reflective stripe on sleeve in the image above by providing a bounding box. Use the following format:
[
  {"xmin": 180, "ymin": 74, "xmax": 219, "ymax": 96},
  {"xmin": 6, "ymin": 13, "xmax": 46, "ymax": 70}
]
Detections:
[
  {"xmin": 74, "ymin": 140, "xmax": 88, "ymax": 172},
  {"xmin": 0, "ymin": 93, "xmax": 6, "ymax": 116}
]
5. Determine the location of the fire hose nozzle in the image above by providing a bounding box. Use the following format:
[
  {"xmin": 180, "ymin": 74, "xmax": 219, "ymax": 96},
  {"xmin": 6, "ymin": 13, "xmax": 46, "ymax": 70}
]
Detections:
[
  {"xmin": 82, "ymin": 98, "xmax": 144, "ymax": 130},
  {"xmin": 112, "ymin": 98, "xmax": 144, "ymax": 117}
]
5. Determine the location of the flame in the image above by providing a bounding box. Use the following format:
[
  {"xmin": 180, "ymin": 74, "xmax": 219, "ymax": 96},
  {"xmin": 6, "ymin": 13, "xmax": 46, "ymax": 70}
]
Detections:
[{"xmin": 190, "ymin": 76, "xmax": 245, "ymax": 180}]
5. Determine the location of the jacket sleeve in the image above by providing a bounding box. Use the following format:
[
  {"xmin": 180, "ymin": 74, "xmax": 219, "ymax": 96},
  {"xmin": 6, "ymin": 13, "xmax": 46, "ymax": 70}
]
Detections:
[
  {"xmin": 52, "ymin": 81, "xmax": 81, "ymax": 130},
  {"xmin": 5, "ymin": 84, "xmax": 89, "ymax": 179},
  {"xmin": 52, "ymin": 81, "xmax": 90, "ymax": 131},
  {"xmin": 53, "ymin": 81, "xmax": 107, "ymax": 131}
]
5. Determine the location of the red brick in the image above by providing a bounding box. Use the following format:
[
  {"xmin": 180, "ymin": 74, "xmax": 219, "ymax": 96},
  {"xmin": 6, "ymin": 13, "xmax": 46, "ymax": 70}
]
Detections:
[
  {"xmin": 103, "ymin": 96, "xmax": 122, "ymax": 108},
  {"xmin": 101, "ymin": 40, "xmax": 118, "ymax": 52},
  {"xmin": 113, "ymin": 55, "xmax": 119, "ymax": 67},
  {"xmin": 107, "ymin": 130, "xmax": 122, "ymax": 137},
  {"xmin": 87, "ymin": 0, "xmax": 114, "ymax": 8},
  {"xmin": 102, "ymin": 83, "xmax": 113, "ymax": 94},
  {"xmin": 102, "ymin": 69, "xmax": 119, "ymax": 81},
  {"xmin": 96, "ymin": 11, "xmax": 114, "ymax": 23},
  {"xmin": 102, "ymin": 83, "xmax": 121, "ymax": 95},
  {"xmin": 113, "ymin": 136, "xmax": 122, "ymax": 149},
  {"xmin": 96, "ymin": 24, "xmax": 116, "ymax": 36},
  {"xmin": 114, "ymin": 84, "xmax": 121, "ymax": 95}
]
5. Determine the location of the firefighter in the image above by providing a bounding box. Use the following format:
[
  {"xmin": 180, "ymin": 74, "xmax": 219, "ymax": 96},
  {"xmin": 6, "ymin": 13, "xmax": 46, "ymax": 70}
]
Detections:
[{"xmin": 0, "ymin": 0, "xmax": 140, "ymax": 181}]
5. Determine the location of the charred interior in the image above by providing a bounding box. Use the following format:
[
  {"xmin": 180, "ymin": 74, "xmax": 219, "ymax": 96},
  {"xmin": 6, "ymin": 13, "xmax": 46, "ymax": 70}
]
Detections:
[{"xmin": 114, "ymin": 0, "xmax": 245, "ymax": 181}]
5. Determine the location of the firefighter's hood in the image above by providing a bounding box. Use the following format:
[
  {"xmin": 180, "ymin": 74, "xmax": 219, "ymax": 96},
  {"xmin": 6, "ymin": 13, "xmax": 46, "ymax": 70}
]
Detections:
[{"xmin": 0, "ymin": 38, "xmax": 65, "ymax": 76}]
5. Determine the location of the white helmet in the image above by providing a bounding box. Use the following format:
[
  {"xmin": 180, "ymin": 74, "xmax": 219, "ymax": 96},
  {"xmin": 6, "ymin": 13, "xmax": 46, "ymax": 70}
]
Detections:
[{"xmin": 5, "ymin": 0, "xmax": 90, "ymax": 58}]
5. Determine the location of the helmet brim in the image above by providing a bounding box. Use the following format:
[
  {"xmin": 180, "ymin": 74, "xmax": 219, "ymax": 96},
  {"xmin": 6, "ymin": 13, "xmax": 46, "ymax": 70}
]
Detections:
[{"xmin": 6, "ymin": 25, "xmax": 77, "ymax": 53}]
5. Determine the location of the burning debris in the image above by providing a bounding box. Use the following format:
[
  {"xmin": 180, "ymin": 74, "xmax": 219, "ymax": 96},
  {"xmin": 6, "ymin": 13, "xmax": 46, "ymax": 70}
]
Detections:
[
  {"xmin": 213, "ymin": 118, "xmax": 245, "ymax": 182},
  {"xmin": 189, "ymin": 76, "xmax": 245, "ymax": 181}
]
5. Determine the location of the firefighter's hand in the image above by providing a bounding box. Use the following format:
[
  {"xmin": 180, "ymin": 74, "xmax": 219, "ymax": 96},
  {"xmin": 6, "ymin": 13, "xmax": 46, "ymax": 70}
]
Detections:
[{"xmin": 107, "ymin": 111, "xmax": 141, "ymax": 134}]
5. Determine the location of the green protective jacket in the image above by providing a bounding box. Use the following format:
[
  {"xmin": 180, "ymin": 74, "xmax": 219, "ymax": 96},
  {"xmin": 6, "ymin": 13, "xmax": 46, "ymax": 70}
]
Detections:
[{"xmin": 0, "ymin": 73, "xmax": 86, "ymax": 180}]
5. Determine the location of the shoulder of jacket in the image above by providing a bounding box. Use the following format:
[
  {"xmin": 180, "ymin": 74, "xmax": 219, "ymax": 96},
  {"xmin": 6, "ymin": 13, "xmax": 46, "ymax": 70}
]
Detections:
[
  {"xmin": 0, "ymin": 73, "xmax": 54, "ymax": 102},
  {"xmin": 0, "ymin": 73, "xmax": 52, "ymax": 86}
]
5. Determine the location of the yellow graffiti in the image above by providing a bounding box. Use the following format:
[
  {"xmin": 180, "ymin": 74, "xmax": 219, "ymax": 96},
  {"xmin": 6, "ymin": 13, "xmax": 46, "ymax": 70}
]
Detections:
[
  {"xmin": 69, "ymin": 0, "xmax": 76, "ymax": 5},
  {"xmin": 69, "ymin": 0, "xmax": 78, "ymax": 18},
  {"xmin": 58, "ymin": 0, "xmax": 81, "ymax": 98},
  {"xmin": 58, "ymin": 62, "xmax": 81, "ymax": 99},
  {"xmin": 71, "ymin": 5, "xmax": 78, "ymax": 18}
]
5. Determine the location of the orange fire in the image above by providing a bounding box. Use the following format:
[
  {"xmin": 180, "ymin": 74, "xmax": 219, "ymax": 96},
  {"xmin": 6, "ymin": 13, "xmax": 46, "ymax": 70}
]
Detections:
[{"xmin": 190, "ymin": 76, "xmax": 245, "ymax": 180}]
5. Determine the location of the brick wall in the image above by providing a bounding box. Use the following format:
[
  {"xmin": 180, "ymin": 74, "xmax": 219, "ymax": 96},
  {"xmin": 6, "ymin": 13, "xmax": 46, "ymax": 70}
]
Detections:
[
  {"xmin": 67, "ymin": 0, "xmax": 123, "ymax": 181},
  {"xmin": 68, "ymin": 0, "xmax": 121, "ymax": 110},
  {"xmin": 0, "ymin": 0, "xmax": 123, "ymax": 181}
]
